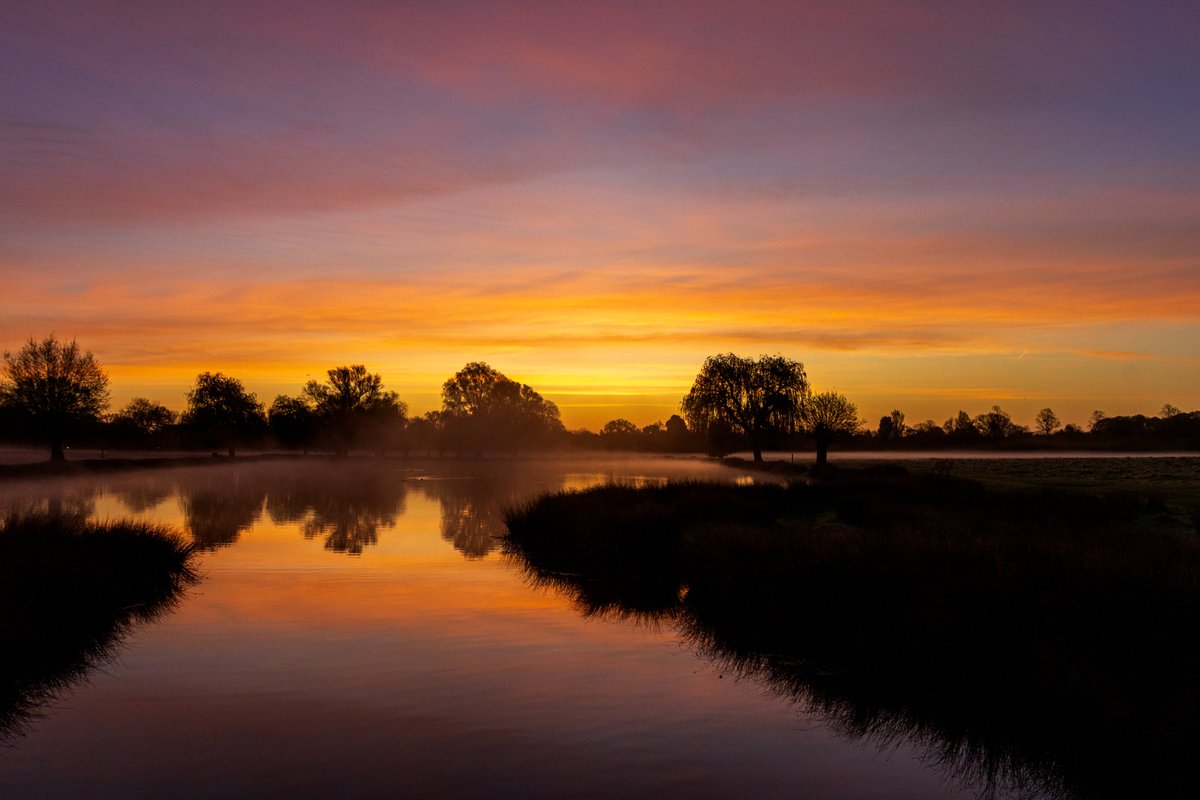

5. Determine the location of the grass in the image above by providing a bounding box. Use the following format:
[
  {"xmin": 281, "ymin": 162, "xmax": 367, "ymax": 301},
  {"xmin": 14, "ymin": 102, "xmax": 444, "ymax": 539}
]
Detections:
[
  {"xmin": 503, "ymin": 467, "xmax": 1200, "ymax": 800},
  {"xmin": 0, "ymin": 513, "xmax": 198, "ymax": 741}
]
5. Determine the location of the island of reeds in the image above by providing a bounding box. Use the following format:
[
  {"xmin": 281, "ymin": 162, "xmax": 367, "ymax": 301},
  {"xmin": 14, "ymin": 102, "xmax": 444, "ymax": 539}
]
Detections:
[
  {"xmin": 0, "ymin": 513, "xmax": 198, "ymax": 740},
  {"xmin": 503, "ymin": 466, "xmax": 1200, "ymax": 800}
]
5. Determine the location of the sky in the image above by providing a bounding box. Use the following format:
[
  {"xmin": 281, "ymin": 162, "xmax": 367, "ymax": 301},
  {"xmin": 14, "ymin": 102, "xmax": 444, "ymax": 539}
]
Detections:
[{"xmin": 2, "ymin": 0, "xmax": 1198, "ymax": 431}]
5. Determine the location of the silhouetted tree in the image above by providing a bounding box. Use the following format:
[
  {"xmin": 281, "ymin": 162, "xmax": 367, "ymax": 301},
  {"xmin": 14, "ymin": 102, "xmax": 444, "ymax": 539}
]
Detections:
[
  {"xmin": 182, "ymin": 372, "xmax": 266, "ymax": 457},
  {"xmin": 1088, "ymin": 410, "xmax": 1107, "ymax": 431},
  {"xmin": 600, "ymin": 418, "xmax": 640, "ymax": 450},
  {"xmin": 800, "ymin": 391, "xmax": 859, "ymax": 467},
  {"xmin": 440, "ymin": 363, "xmax": 564, "ymax": 454},
  {"xmin": 0, "ymin": 336, "xmax": 110, "ymax": 461},
  {"xmin": 302, "ymin": 365, "xmax": 406, "ymax": 456},
  {"xmin": 1161, "ymin": 403, "xmax": 1182, "ymax": 418},
  {"xmin": 681, "ymin": 353, "xmax": 808, "ymax": 462},
  {"xmin": 110, "ymin": 397, "xmax": 176, "ymax": 448},
  {"xmin": 1035, "ymin": 408, "xmax": 1060, "ymax": 436},
  {"xmin": 663, "ymin": 414, "xmax": 692, "ymax": 452},
  {"xmin": 944, "ymin": 410, "xmax": 980, "ymax": 442},
  {"xmin": 268, "ymin": 395, "xmax": 314, "ymax": 451},
  {"xmin": 974, "ymin": 405, "xmax": 1022, "ymax": 440}
]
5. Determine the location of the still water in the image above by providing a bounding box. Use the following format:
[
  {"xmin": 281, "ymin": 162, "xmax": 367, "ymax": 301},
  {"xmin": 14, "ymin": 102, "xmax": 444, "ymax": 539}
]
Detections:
[{"xmin": 1, "ymin": 456, "xmax": 1010, "ymax": 799}]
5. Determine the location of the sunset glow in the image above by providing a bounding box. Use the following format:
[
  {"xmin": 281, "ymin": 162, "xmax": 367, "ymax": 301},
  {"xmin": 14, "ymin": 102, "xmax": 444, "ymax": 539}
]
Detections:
[{"xmin": 3, "ymin": 1, "xmax": 1197, "ymax": 430}]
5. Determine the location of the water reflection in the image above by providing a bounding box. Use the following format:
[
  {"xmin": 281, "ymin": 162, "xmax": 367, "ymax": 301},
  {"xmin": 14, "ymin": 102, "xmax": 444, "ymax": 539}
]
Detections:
[
  {"xmin": 180, "ymin": 472, "xmax": 266, "ymax": 550},
  {"xmin": 266, "ymin": 466, "xmax": 407, "ymax": 555},
  {"xmin": 504, "ymin": 501, "xmax": 1200, "ymax": 800},
  {"xmin": 0, "ymin": 516, "xmax": 197, "ymax": 742}
]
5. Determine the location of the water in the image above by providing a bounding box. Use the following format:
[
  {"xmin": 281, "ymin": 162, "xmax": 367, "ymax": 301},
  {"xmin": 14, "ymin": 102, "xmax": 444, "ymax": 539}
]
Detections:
[{"xmin": 0, "ymin": 456, "xmax": 1015, "ymax": 799}]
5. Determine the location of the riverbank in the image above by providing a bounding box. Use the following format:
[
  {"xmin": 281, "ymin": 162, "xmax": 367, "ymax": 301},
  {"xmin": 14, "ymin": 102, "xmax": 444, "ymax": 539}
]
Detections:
[{"xmin": 503, "ymin": 466, "xmax": 1200, "ymax": 798}]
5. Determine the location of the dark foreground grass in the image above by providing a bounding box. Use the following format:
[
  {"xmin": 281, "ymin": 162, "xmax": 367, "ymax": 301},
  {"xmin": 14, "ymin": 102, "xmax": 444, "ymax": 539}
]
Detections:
[
  {"xmin": 503, "ymin": 468, "xmax": 1200, "ymax": 800},
  {"xmin": 0, "ymin": 514, "xmax": 198, "ymax": 741}
]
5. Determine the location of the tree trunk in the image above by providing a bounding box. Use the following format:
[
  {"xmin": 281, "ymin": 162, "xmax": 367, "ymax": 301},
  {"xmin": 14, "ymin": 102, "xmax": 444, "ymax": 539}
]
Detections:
[
  {"xmin": 752, "ymin": 445, "xmax": 763, "ymax": 463},
  {"xmin": 50, "ymin": 439, "xmax": 65, "ymax": 462}
]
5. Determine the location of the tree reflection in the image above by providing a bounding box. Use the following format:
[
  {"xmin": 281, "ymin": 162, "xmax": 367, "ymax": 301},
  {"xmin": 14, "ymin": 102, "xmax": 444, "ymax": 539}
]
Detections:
[
  {"xmin": 179, "ymin": 472, "xmax": 265, "ymax": 549},
  {"xmin": 265, "ymin": 464, "xmax": 406, "ymax": 555},
  {"xmin": 418, "ymin": 465, "xmax": 566, "ymax": 559},
  {"xmin": 113, "ymin": 475, "xmax": 174, "ymax": 513}
]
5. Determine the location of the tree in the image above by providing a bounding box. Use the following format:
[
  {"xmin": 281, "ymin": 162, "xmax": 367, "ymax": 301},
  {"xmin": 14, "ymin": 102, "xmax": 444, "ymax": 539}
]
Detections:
[
  {"xmin": 877, "ymin": 409, "xmax": 906, "ymax": 445},
  {"xmin": 1035, "ymin": 407, "xmax": 1061, "ymax": 436},
  {"xmin": 974, "ymin": 405, "xmax": 1022, "ymax": 439},
  {"xmin": 799, "ymin": 391, "xmax": 859, "ymax": 468},
  {"xmin": 110, "ymin": 397, "xmax": 176, "ymax": 448},
  {"xmin": 440, "ymin": 363, "xmax": 564, "ymax": 453},
  {"xmin": 113, "ymin": 397, "xmax": 176, "ymax": 434},
  {"xmin": 600, "ymin": 418, "xmax": 640, "ymax": 450},
  {"xmin": 0, "ymin": 335, "xmax": 110, "ymax": 461},
  {"xmin": 681, "ymin": 353, "xmax": 808, "ymax": 462},
  {"xmin": 1161, "ymin": 403, "xmax": 1182, "ymax": 418},
  {"xmin": 182, "ymin": 372, "xmax": 266, "ymax": 457},
  {"xmin": 268, "ymin": 395, "xmax": 315, "ymax": 452},
  {"xmin": 302, "ymin": 365, "xmax": 406, "ymax": 456}
]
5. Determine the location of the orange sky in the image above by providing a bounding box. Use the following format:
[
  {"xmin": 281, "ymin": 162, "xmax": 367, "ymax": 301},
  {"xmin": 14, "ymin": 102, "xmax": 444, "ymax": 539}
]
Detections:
[{"xmin": 2, "ymin": 2, "xmax": 1197, "ymax": 430}]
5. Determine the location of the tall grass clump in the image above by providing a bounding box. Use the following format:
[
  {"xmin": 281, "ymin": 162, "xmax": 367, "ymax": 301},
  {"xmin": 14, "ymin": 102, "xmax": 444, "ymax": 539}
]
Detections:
[
  {"xmin": 0, "ymin": 513, "xmax": 198, "ymax": 740},
  {"xmin": 503, "ymin": 468, "xmax": 1200, "ymax": 800}
]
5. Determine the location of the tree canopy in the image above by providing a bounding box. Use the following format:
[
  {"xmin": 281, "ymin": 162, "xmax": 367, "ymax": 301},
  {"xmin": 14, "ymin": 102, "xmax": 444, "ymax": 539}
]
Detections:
[
  {"xmin": 799, "ymin": 391, "xmax": 860, "ymax": 467},
  {"xmin": 302, "ymin": 365, "xmax": 407, "ymax": 456},
  {"xmin": 182, "ymin": 372, "xmax": 266, "ymax": 457},
  {"xmin": 681, "ymin": 353, "xmax": 808, "ymax": 462},
  {"xmin": 440, "ymin": 363, "xmax": 563, "ymax": 453},
  {"xmin": 0, "ymin": 336, "xmax": 110, "ymax": 461}
]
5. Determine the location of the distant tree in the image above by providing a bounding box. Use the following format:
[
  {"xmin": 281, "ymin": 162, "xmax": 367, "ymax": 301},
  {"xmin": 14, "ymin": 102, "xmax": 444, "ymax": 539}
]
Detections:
[
  {"xmin": 974, "ymin": 405, "xmax": 1022, "ymax": 439},
  {"xmin": 0, "ymin": 336, "xmax": 110, "ymax": 461},
  {"xmin": 113, "ymin": 397, "xmax": 175, "ymax": 433},
  {"xmin": 110, "ymin": 397, "xmax": 176, "ymax": 447},
  {"xmin": 877, "ymin": 409, "xmax": 906, "ymax": 445},
  {"xmin": 799, "ymin": 391, "xmax": 859, "ymax": 467},
  {"xmin": 681, "ymin": 353, "xmax": 808, "ymax": 462},
  {"xmin": 440, "ymin": 363, "xmax": 564, "ymax": 453},
  {"xmin": 944, "ymin": 410, "xmax": 979, "ymax": 440},
  {"xmin": 302, "ymin": 365, "xmax": 406, "ymax": 456},
  {"xmin": 600, "ymin": 418, "xmax": 640, "ymax": 450},
  {"xmin": 663, "ymin": 414, "xmax": 692, "ymax": 452},
  {"xmin": 1161, "ymin": 403, "xmax": 1182, "ymax": 418},
  {"xmin": 601, "ymin": 419, "xmax": 639, "ymax": 436},
  {"xmin": 1088, "ymin": 410, "xmax": 1107, "ymax": 431},
  {"xmin": 268, "ymin": 395, "xmax": 315, "ymax": 451},
  {"xmin": 182, "ymin": 372, "xmax": 266, "ymax": 457},
  {"xmin": 1035, "ymin": 407, "xmax": 1061, "ymax": 436}
]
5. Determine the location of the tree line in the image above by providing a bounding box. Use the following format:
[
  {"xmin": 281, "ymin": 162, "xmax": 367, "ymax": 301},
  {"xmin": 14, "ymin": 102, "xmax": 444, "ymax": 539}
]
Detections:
[{"xmin": 1, "ymin": 336, "xmax": 1196, "ymax": 462}]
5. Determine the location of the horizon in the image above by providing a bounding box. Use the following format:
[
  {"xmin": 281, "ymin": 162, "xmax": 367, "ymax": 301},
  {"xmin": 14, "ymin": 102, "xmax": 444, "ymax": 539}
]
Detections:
[{"xmin": 4, "ymin": 2, "xmax": 1198, "ymax": 431}]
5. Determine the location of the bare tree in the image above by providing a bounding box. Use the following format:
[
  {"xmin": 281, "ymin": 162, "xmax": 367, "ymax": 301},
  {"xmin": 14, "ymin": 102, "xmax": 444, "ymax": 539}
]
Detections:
[
  {"xmin": 1035, "ymin": 408, "xmax": 1061, "ymax": 436},
  {"xmin": 0, "ymin": 335, "xmax": 109, "ymax": 461},
  {"xmin": 799, "ymin": 391, "xmax": 859, "ymax": 467}
]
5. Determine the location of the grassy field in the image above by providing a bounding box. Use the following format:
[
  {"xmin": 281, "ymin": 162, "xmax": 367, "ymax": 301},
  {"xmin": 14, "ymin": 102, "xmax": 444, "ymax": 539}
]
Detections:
[{"xmin": 504, "ymin": 465, "xmax": 1200, "ymax": 800}]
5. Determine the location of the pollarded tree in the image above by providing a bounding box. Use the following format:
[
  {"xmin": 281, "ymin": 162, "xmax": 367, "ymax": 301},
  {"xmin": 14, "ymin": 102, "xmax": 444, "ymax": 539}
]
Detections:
[
  {"xmin": 182, "ymin": 372, "xmax": 266, "ymax": 457},
  {"xmin": 681, "ymin": 353, "xmax": 808, "ymax": 462},
  {"xmin": 302, "ymin": 365, "xmax": 407, "ymax": 456},
  {"xmin": 0, "ymin": 335, "xmax": 110, "ymax": 461},
  {"xmin": 799, "ymin": 391, "xmax": 860, "ymax": 468}
]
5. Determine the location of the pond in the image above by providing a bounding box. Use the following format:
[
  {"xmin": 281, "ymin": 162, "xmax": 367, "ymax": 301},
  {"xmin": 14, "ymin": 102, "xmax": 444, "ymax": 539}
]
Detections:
[{"xmin": 0, "ymin": 456, "xmax": 1038, "ymax": 799}]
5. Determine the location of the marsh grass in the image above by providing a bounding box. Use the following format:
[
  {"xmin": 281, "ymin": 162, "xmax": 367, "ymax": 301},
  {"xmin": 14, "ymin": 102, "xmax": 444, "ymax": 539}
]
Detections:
[
  {"xmin": 503, "ymin": 468, "xmax": 1200, "ymax": 799},
  {"xmin": 0, "ymin": 513, "xmax": 198, "ymax": 741}
]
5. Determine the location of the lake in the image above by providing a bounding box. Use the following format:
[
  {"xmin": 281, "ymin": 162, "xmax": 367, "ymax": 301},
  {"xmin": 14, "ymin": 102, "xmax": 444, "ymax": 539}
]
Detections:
[{"xmin": 0, "ymin": 455, "xmax": 1042, "ymax": 799}]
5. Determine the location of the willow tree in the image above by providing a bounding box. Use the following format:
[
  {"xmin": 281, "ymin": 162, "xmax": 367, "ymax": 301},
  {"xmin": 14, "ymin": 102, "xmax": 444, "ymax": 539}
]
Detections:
[
  {"xmin": 681, "ymin": 353, "xmax": 808, "ymax": 462},
  {"xmin": 0, "ymin": 336, "xmax": 110, "ymax": 461}
]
